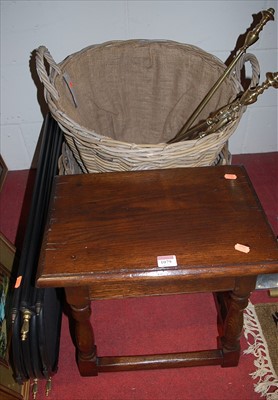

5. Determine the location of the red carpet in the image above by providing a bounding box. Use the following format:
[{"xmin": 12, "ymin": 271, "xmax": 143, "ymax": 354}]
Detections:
[{"xmin": 0, "ymin": 152, "xmax": 277, "ymax": 400}]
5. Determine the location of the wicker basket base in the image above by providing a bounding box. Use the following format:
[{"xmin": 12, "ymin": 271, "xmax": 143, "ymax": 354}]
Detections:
[{"xmin": 58, "ymin": 141, "xmax": 231, "ymax": 176}]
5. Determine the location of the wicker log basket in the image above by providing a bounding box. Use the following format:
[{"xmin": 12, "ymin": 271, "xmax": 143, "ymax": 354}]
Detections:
[{"xmin": 36, "ymin": 40, "xmax": 259, "ymax": 173}]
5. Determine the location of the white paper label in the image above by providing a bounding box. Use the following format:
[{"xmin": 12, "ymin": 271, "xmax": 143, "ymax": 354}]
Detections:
[{"xmin": 157, "ymin": 255, "xmax": 177, "ymax": 268}]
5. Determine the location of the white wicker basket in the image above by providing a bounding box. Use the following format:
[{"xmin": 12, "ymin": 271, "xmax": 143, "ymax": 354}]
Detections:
[{"xmin": 36, "ymin": 40, "xmax": 259, "ymax": 173}]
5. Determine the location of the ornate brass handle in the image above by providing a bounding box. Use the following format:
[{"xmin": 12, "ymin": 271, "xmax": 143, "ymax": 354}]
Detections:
[
  {"xmin": 170, "ymin": 8, "xmax": 275, "ymax": 143},
  {"xmin": 170, "ymin": 72, "xmax": 277, "ymax": 142},
  {"xmin": 21, "ymin": 309, "xmax": 32, "ymax": 341}
]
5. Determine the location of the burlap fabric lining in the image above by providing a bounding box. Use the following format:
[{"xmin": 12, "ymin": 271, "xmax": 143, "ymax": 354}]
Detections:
[{"xmin": 55, "ymin": 41, "xmax": 239, "ymax": 144}]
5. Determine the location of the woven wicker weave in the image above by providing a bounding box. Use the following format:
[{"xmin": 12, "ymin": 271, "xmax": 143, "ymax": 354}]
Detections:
[{"xmin": 36, "ymin": 40, "xmax": 259, "ymax": 173}]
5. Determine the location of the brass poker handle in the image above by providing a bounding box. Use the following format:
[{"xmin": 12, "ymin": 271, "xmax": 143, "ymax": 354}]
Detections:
[
  {"xmin": 173, "ymin": 71, "xmax": 278, "ymax": 141},
  {"xmin": 170, "ymin": 8, "xmax": 275, "ymax": 144}
]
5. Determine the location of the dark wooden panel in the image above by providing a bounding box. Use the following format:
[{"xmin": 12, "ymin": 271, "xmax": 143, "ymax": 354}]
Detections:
[
  {"xmin": 88, "ymin": 276, "xmax": 236, "ymax": 300},
  {"xmin": 37, "ymin": 166, "xmax": 278, "ymax": 288},
  {"xmin": 97, "ymin": 350, "xmax": 224, "ymax": 372}
]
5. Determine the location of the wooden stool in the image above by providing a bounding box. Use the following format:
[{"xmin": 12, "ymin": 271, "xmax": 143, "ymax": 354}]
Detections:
[{"xmin": 37, "ymin": 166, "xmax": 278, "ymax": 376}]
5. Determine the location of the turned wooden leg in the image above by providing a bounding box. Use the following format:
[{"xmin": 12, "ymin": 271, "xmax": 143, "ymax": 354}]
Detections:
[
  {"xmin": 220, "ymin": 276, "xmax": 256, "ymax": 367},
  {"xmin": 65, "ymin": 287, "xmax": 98, "ymax": 376}
]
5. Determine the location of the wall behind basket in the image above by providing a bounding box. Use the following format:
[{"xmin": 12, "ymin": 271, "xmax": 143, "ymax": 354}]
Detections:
[{"xmin": 1, "ymin": 0, "xmax": 277, "ymax": 170}]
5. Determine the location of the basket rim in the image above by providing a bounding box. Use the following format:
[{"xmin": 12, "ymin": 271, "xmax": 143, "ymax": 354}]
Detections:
[{"xmin": 58, "ymin": 39, "xmax": 229, "ymax": 71}]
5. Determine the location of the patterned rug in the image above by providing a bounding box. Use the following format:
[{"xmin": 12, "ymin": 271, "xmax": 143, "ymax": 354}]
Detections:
[{"xmin": 244, "ymin": 302, "xmax": 278, "ymax": 399}]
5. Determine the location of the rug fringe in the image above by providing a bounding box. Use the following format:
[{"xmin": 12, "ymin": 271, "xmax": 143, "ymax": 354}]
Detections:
[{"xmin": 244, "ymin": 301, "xmax": 278, "ymax": 399}]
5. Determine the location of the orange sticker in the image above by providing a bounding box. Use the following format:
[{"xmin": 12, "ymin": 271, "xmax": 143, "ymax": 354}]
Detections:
[
  {"xmin": 234, "ymin": 243, "xmax": 250, "ymax": 253},
  {"xmin": 224, "ymin": 174, "xmax": 237, "ymax": 180},
  {"xmin": 15, "ymin": 276, "xmax": 22, "ymax": 288}
]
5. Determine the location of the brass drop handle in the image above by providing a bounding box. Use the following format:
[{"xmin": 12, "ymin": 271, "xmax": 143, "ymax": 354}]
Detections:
[
  {"xmin": 45, "ymin": 378, "xmax": 52, "ymax": 396},
  {"xmin": 32, "ymin": 378, "xmax": 39, "ymax": 399},
  {"xmin": 21, "ymin": 309, "xmax": 32, "ymax": 341}
]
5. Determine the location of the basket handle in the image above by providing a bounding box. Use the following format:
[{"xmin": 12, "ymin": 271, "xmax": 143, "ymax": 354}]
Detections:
[
  {"xmin": 234, "ymin": 52, "xmax": 260, "ymax": 89},
  {"xmin": 36, "ymin": 46, "xmax": 62, "ymax": 101}
]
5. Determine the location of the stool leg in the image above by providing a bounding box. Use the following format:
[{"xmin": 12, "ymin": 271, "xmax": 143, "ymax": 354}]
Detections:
[
  {"xmin": 65, "ymin": 287, "xmax": 98, "ymax": 376},
  {"xmin": 220, "ymin": 276, "xmax": 256, "ymax": 367}
]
